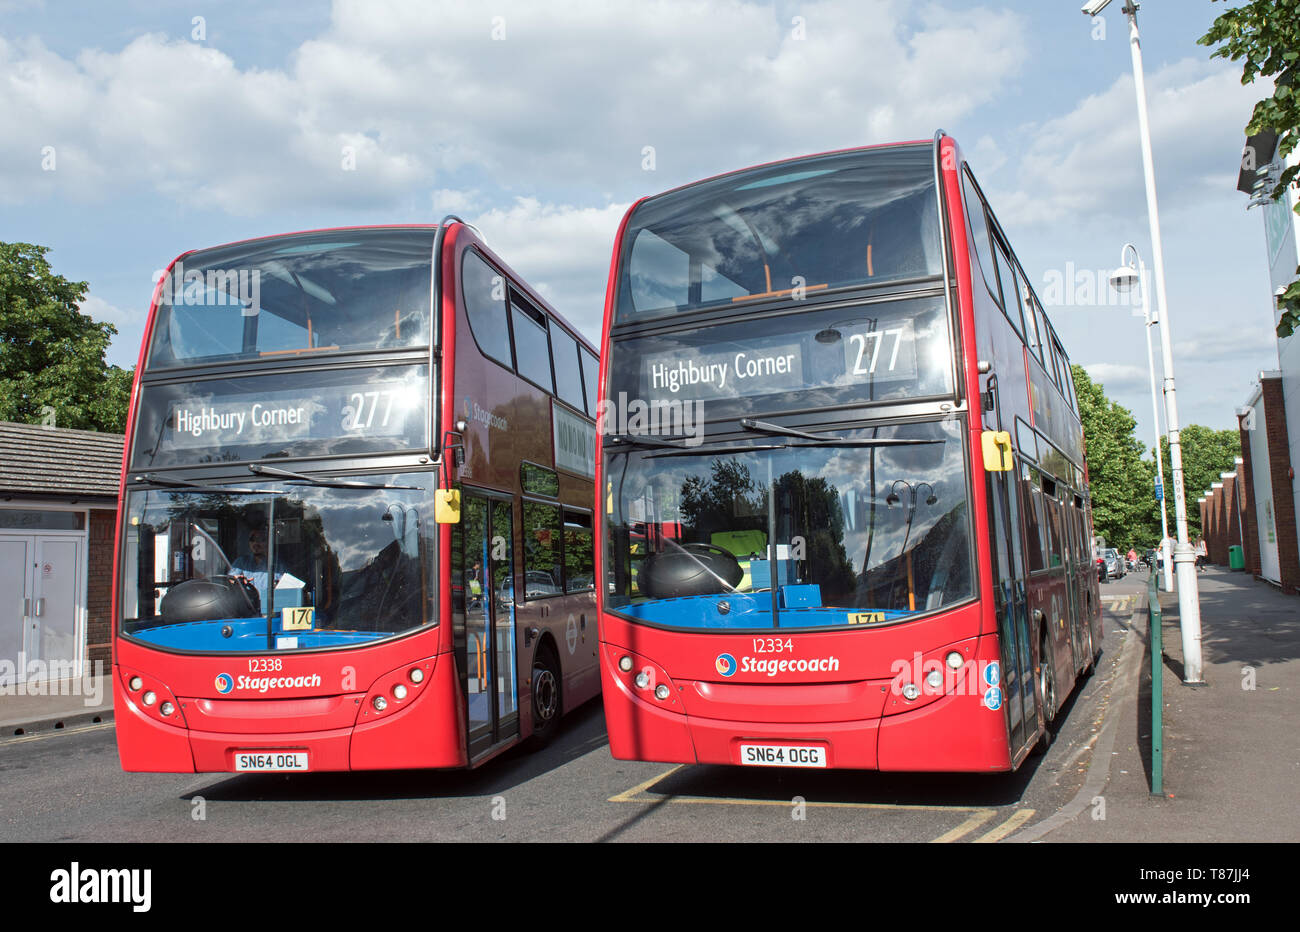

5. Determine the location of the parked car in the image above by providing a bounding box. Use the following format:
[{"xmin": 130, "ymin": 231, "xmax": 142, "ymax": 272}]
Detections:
[{"xmin": 1102, "ymin": 548, "xmax": 1125, "ymax": 579}]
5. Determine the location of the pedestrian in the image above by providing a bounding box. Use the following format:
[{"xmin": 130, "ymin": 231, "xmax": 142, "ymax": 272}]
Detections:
[{"xmin": 1195, "ymin": 537, "xmax": 1207, "ymax": 572}]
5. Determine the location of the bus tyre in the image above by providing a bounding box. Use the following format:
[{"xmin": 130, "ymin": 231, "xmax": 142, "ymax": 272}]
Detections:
[
  {"xmin": 1080, "ymin": 617, "xmax": 1097, "ymax": 678},
  {"xmin": 527, "ymin": 646, "xmax": 562, "ymax": 749},
  {"xmin": 1038, "ymin": 631, "xmax": 1057, "ymax": 726},
  {"xmin": 1030, "ymin": 630, "xmax": 1057, "ymax": 757}
]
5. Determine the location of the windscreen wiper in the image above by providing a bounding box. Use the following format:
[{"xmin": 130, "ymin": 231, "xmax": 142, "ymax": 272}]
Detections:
[
  {"xmin": 248, "ymin": 463, "xmax": 423, "ymax": 490},
  {"xmin": 738, "ymin": 418, "xmax": 942, "ymax": 447},
  {"xmin": 603, "ymin": 434, "xmax": 691, "ymax": 450},
  {"xmin": 643, "ymin": 443, "xmax": 785, "ymax": 459},
  {"xmin": 130, "ymin": 473, "xmax": 271, "ymax": 495}
]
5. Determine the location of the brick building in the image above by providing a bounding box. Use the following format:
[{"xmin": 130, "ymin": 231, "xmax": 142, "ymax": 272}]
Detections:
[
  {"xmin": 1236, "ymin": 373, "xmax": 1300, "ymax": 593},
  {"xmin": 1236, "ymin": 128, "xmax": 1300, "ymax": 594},
  {"xmin": 0, "ymin": 422, "xmax": 123, "ymax": 682}
]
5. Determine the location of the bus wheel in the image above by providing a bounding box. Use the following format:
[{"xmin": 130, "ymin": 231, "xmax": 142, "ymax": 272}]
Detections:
[
  {"xmin": 1038, "ymin": 630, "xmax": 1057, "ymax": 726},
  {"xmin": 1030, "ymin": 631, "xmax": 1057, "ymax": 757},
  {"xmin": 1081, "ymin": 616, "xmax": 1097, "ymax": 678},
  {"xmin": 528, "ymin": 646, "xmax": 562, "ymax": 748}
]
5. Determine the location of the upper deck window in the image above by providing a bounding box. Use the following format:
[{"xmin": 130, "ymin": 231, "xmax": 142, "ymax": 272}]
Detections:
[
  {"xmin": 147, "ymin": 229, "xmax": 434, "ymax": 370},
  {"xmin": 616, "ymin": 145, "xmax": 942, "ymax": 322}
]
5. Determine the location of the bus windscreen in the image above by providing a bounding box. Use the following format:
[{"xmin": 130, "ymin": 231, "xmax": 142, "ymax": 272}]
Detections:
[
  {"xmin": 603, "ymin": 418, "xmax": 973, "ymax": 630},
  {"xmin": 147, "ymin": 229, "xmax": 435, "ymax": 369},
  {"xmin": 615, "ymin": 145, "xmax": 942, "ymax": 322},
  {"xmin": 120, "ymin": 473, "xmax": 435, "ymax": 653}
]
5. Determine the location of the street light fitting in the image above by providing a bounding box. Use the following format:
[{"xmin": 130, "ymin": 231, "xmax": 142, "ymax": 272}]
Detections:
[
  {"xmin": 1109, "ymin": 264, "xmax": 1140, "ymax": 292},
  {"xmin": 1080, "ymin": 0, "xmax": 1114, "ymax": 15}
]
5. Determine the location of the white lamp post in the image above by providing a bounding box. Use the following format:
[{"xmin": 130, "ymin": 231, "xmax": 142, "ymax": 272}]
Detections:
[
  {"xmin": 1109, "ymin": 244, "xmax": 1173, "ymax": 592},
  {"xmin": 1082, "ymin": 0, "xmax": 1204, "ymax": 683}
]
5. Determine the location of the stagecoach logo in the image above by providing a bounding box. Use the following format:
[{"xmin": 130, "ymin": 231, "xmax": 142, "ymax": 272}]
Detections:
[
  {"xmin": 464, "ymin": 395, "xmax": 508, "ymax": 432},
  {"xmin": 215, "ymin": 673, "xmax": 234, "ymax": 694},
  {"xmin": 715, "ymin": 653, "xmax": 737, "ymax": 677}
]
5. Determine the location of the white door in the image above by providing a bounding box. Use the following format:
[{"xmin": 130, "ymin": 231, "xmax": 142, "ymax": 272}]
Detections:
[
  {"xmin": 33, "ymin": 537, "xmax": 81, "ymax": 675},
  {"xmin": 0, "ymin": 536, "xmax": 31, "ymax": 684}
]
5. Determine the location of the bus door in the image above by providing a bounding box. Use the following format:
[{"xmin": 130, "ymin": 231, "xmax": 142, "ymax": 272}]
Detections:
[
  {"xmin": 455, "ymin": 490, "xmax": 520, "ymax": 758},
  {"xmin": 982, "ymin": 376, "xmax": 1036, "ymax": 756},
  {"xmin": 1061, "ymin": 500, "xmax": 1084, "ymax": 673}
]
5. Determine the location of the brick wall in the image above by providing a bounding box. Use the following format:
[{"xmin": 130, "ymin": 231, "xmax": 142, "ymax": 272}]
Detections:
[
  {"xmin": 1262, "ymin": 380, "xmax": 1300, "ymax": 593},
  {"xmin": 1225, "ymin": 474, "xmax": 1243, "ymax": 561},
  {"xmin": 1237, "ymin": 416, "xmax": 1262, "ymax": 576},
  {"xmin": 86, "ymin": 507, "xmax": 116, "ymax": 666},
  {"xmin": 1204, "ymin": 487, "xmax": 1223, "ymax": 564}
]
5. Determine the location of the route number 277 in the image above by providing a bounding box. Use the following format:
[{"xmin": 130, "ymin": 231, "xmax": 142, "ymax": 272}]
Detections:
[
  {"xmin": 848, "ymin": 328, "xmax": 905, "ymax": 376},
  {"xmin": 343, "ymin": 391, "xmax": 397, "ymax": 431}
]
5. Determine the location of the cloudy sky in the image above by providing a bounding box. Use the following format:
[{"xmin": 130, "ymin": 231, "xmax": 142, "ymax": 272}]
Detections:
[{"xmin": 0, "ymin": 0, "xmax": 1281, "ymax": 454}]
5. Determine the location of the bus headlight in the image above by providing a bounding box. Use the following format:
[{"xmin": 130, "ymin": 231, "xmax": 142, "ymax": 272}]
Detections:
[
  {"xmin": 142, "ymin": 691, "xmax": 157, "ymax": 707},
  {"xmin": 129, "ymin": 676, "xmax": 142, "ymax": 691},
  {"xmin": 372, "ymin": 696, "xmax": 388, "ymax": 712},
  {"xmin": 901, "ymin": 683, "xmax": 920, "ymax": 701},
  {"xmin": 160, "ymin": 702, "xmax": 175, "ymax": 717},
  {"xmin": 946, "ymin": 651, "xmax": 965, "ymax": 669},
  {"xmin": 654, "ymin": 684, "xmax": 670, "ymax": 701},
  {"xmin": 619, "ymin": 655, "xmax": 633, "ymax": 672},
  {"xmin": 925, "ymin": 669, "xmax": 944, "ymax": 691},
  {"xmin": 634, "ymin": 671, "xmax": 651, "ymax": 690},
  {"xmin": 393, "ymin": 684, "xmax": 408, "ymax": 700},
  {"xmin": 409, "ymin": 668, "xmax": 424, "ymax": 684}
]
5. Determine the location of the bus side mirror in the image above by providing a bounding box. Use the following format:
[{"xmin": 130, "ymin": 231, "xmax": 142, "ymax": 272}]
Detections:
[
  {"xmin": 435, "ymin": 489, "xmax": 462, "ymax": 524},
  {"xmin": 981, "ymin": 430, "xmax": 1013, "ymax": 472}
]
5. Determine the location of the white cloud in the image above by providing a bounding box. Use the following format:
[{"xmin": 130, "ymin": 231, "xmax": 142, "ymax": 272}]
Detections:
[
  {"xmin": 990, "ymin": 59, "xmax": 1258, "ymax": 230},
  {"xmin": 1176, "ymin": 327, "xmax": 1278, "ymax": 365},
  {"xmin": 467, "ymin": 198, "xmax": 631, "ymax": 341},
  {"xmin": 1083, "ymin": 362, "xmax": 1149, "ymax": 394},
  {"xmin": 79, "ymin": 294, "xmax": 144, "ymax": 368},
  {"xmin": 0, "ymin": 1, "xmax": 1026, "ymax": 214}
]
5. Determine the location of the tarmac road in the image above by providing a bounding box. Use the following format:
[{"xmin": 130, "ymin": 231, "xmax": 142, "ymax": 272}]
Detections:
[{"xmin": 0, "ymin": 588, "xmax": 1139, "ymax": 844}]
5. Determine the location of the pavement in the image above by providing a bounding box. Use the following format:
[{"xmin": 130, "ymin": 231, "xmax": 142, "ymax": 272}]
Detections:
[
  {"xmin": 0, "ymin": 669, "xmax": 112, "ymax": 736},
  {"xmin": 1027, "ymin": 564, "xmax": 1300, "ymax": 842},
  {"xmin": 1, "ymin": 565, "xmax": 1295, "ymax": 843}
]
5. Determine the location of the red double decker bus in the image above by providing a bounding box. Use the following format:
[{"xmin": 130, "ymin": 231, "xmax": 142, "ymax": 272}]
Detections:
[
  {"xmin": 595, "ymin": 134, "xmax": 1102, "ymax": 771},
  {"xmin": 114, "ymin": 222, "xmax": 601, "ymax": 772}
]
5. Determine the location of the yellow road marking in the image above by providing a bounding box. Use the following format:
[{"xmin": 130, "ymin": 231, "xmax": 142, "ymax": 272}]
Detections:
[
  {"xmin": 608, "ymin": 765, "xmax": 685, "ymax": 803},
  {"xmin": 929, "ymin": 808, "xmax": 996, "ymax": 843},
  {"xmin": 609, "ymin": 765, "xmax": 984, "ymax": 813},
  {"xmin": 973, "ymin": 808, "xmax": 1036, "ymax": 843}
]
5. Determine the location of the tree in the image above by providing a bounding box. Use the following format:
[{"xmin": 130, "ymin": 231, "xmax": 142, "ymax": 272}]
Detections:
[
  {"xmin": 0, "ymin": 241, "xmax": 132, "ymax": 432},
  {"xmin": 1199, "ymin": 0, "xmax": 1300, "ymax": 336},
  {"xmin": 1072, "ymin": 365, "xmax": 1158, "ymax": 552},
  {"xmin": 1152, "ymin": 425, "xmax": 1241, "ymax": 542}
]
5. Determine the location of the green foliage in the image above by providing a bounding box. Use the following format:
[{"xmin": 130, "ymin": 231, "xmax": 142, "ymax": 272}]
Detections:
[
  {"xmin": 1154, "ymin": 425, "xmax": 1242, "ymax": 541},
  {"xmin": 1072, "ymin": 365, "xmax": 1159, "ymax": 552},
  {"xmin": 0, "ymin": 242, "xmax": 132, "ymax": 433},
  {"xmin": 1200, "ymin": 0, "xmax": 1300, "ymax": 337}
]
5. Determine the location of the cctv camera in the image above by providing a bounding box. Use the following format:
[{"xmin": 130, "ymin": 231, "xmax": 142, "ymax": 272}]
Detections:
[{"xmin": 1081, "ymin": 0, "xmax": 1115, "ymax": 15}]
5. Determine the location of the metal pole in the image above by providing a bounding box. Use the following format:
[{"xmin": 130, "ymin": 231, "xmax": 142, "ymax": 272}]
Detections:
[
  {"xmin": 1124, "ymin": 2, "xmax": 1204, "ymax": 683},
  {"xmin": 1134, "ymin": 253, "xmax": 1174, "ymax": 592}
]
